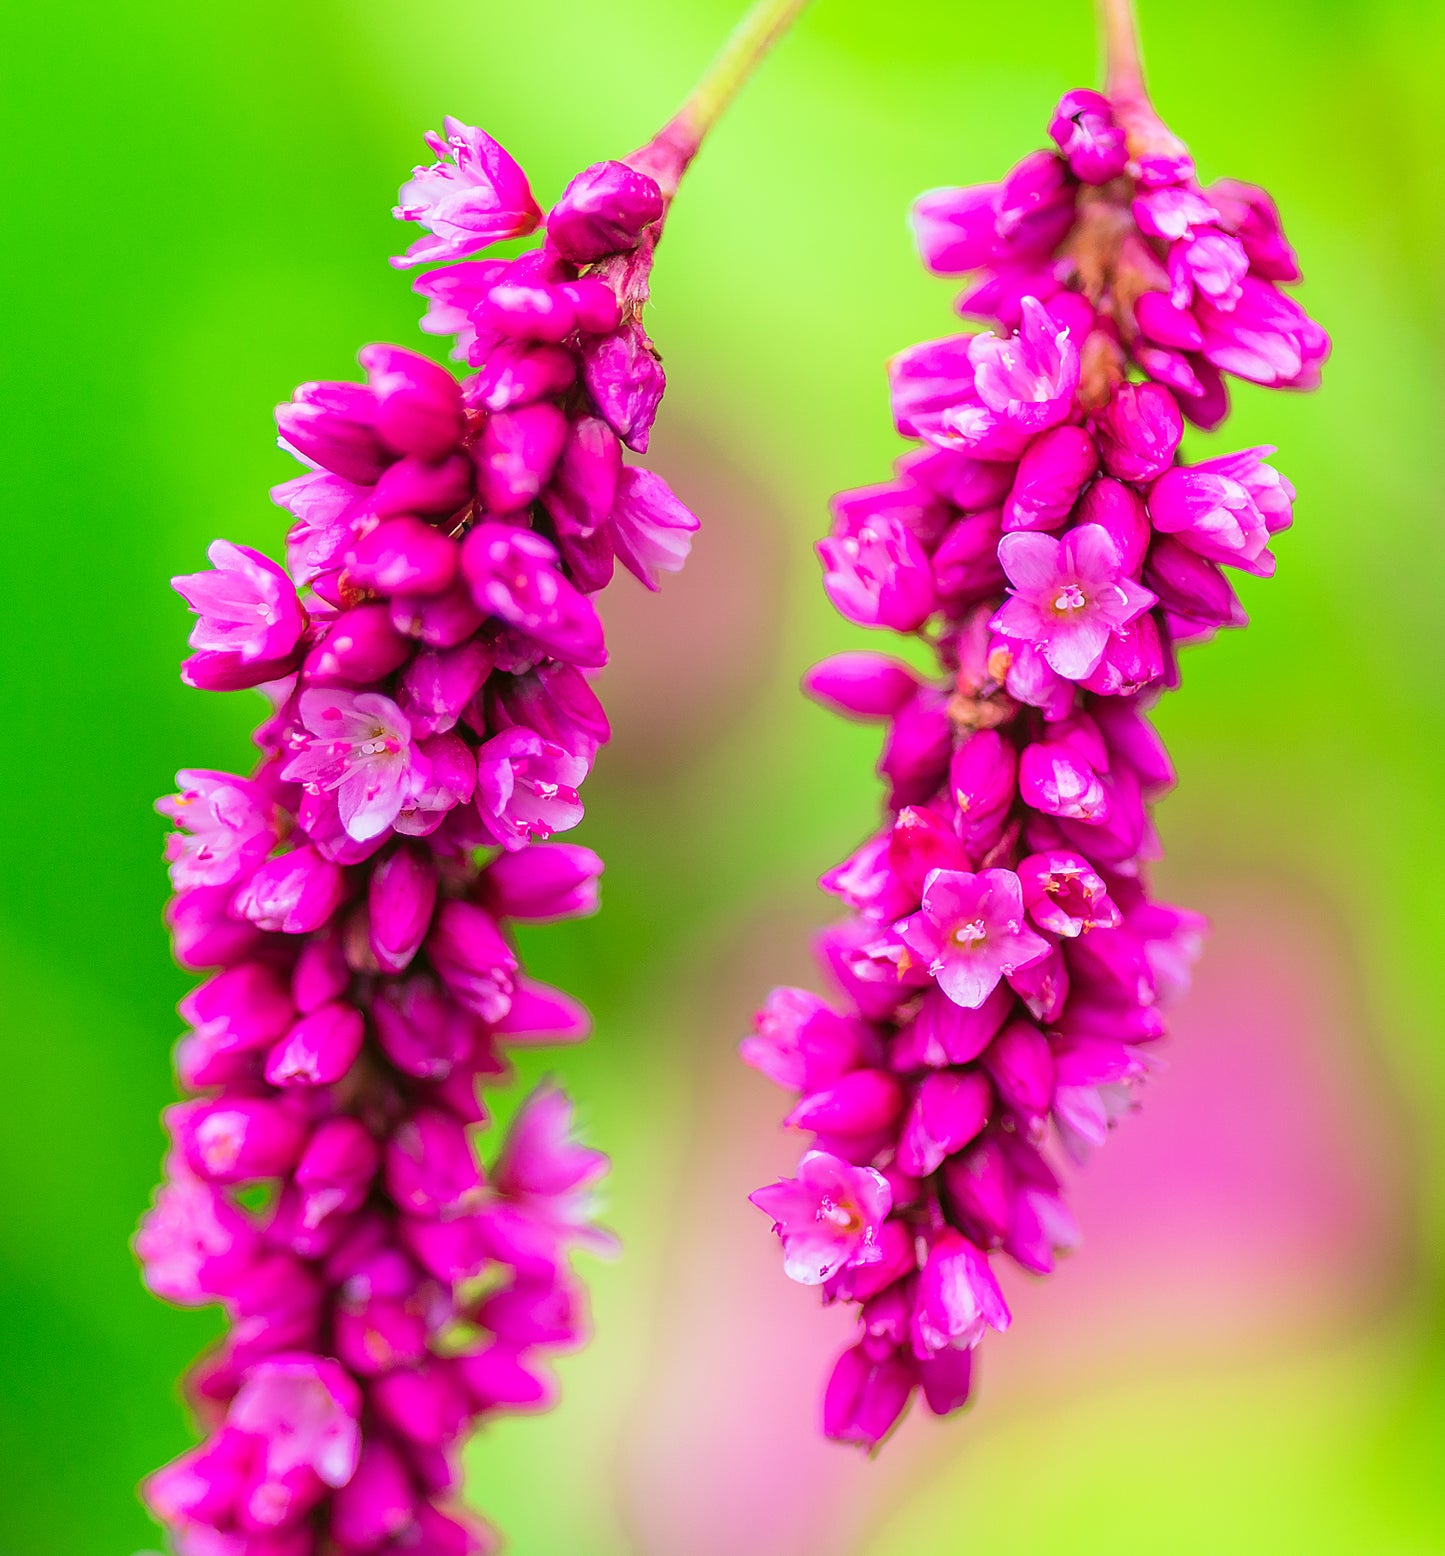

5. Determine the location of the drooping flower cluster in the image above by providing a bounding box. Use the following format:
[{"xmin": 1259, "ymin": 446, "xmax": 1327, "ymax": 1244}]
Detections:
[
  {"xmin": 747, "ymin": 80, "xmax": 1326, "ymax": 1447},
  {"xmin": 138, "ymin": 119, "xmax": 699, "ymax": 1555}
]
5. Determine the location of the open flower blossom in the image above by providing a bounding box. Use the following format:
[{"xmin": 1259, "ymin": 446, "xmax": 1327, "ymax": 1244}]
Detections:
[
  {"xmin": 750, "ymin": 1151, "xmax": 893, "ymax": 1285},
  {"xmin": 141, "ymin": 102, "xmax": 712, "ymax": 1554},
  {"xmin": 746, "ymin": 53, "xmax": 1325, "ymax": 1449},
  {"xmin": 897, "ymin": 868, "xmax": 1051, "ymax": 1009},
  {"xmin": 992, "ymin": 525, "xmax": 1156, "ymax": 679}
]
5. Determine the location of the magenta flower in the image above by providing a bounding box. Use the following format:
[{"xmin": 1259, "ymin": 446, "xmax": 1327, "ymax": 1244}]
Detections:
[
  {"xmin": 817, "ymin": 511, "xmax": 936, "ymax": 631},
  {"xmin": 912, "ymin": 1230, "xmax": 1011, "ymax": 1355},
  {"xmin": 1148, "ymin": 459, "xmax": 1278, "ymax": 569},
  {"xmin": 474, "ymin": 727, "xmax": 588, "ymax": 850},
  {"xmin": 393, "ymin": 117, "xmax": 541, "ymax": 268},
  {"xmin": 750, "ymin": 1151, "xmax": 893, "ymax": 1285},
  {"xmin": 157, "ymin": 770, "xmax": 277, "ymax": 891},
  {"xmin": 609, "ymin": 466, "xmax": 701, "ymax": 589},
  {"xmin": 991, "ymin": 524, "xmax": 1157, "ymax": 680},
  {"xmin": 281, "ymin": 688, "xmax": 418, "ymax": 842},
  {"xmin": 745, "ymin": 7, "xmax": 1326, "ymax": 1450},
  {"xmin": 898, "ymin": 868, "xmax": 1051, "ymax": 1008},
  {"xmin": 172, "ymin": 540, "xmax": 307, "ymax": 690},
  {"xmin": 967, "ymin": 296, "xmax": 1080, "ymax": 437}
]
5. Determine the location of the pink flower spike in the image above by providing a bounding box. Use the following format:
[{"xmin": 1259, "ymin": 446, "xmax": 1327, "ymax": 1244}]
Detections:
[
  {"xmin": 749, "ymin": 1151, "xmax": 893, "ymax": 1286},
  {"xmin": 282, "ymin": 688, "xmax": 417, "ymax": 842},
  {"xmin": 393, "ymin": 118, "xmax": 541, "ymax": 268},
  {"xmin": 991, "ymin": 524, "xmax": 1157, "ymax": 681},
  {"xmin": 898, "ymin": 868, "xmax": 1051, "ymax": 1010}
]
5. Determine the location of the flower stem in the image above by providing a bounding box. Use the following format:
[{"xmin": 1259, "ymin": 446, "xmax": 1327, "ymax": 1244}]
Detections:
[
  {"xmin": 632, "ymin": 0, "xmax": 815, "ymax": 195},
  {"xmin": 1096, "ymin": 0, "xmax": 1147, "ymax": 104}
]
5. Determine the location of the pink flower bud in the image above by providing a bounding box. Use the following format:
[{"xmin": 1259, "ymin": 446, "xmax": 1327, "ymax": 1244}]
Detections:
[
  {"xmin": 289, "ymin": 932, "xmax": 350, "ymax": 1018},
  {"xmin": 942, "ymin": 1137, "xmax": 1016, "ymax": 1248},
  {"xmin": 1145, "ymin": 534, "xmax": 1247, "ymax": 627},
  {"xmin": 1094, "ymin": 380, "xmax": 1184, "ymax": 483},
  {"xmin": 488, "ymin": 977, "xmax": 587, "ymax": 1039},
  {"xmin": 396, "ymin": 640, "xmax": 492, "ymax": 738},
  {"xmin": 276, "ymin": 380, "xmax": 390, "ymax": 484},
  {"xmin": 180, "ymin": 962, "xmax": 295, "ymax": 1055},
  {"xmin": 369, "ymin": 1360, "xmax": 471, "ymax": 1448},
  {"xmin": 982, "ymin": 1019, "xmax": 1055, "ymax": 1125},
  {"xmin": 1003, "ymin": 424, "xmax": 1099, "ymax": 532},
  {"xmin": 1074, "ymin": 476, "xmax": 1151, "ymax": 572},
  {"xmin": 1134, "ymin": 289, "xmax": 1205, "ymax": 350},
  {"xmin": 481, "ymin": 844, "xmax": 602, "ymax": 922},
  {"xmin": 345, "ymin": 516, "xmax": 458, "ymax": 596},
  {"xmin": 329, "ymin": 1436, "xmax": 417, "ymax": 1550},
  {"xmin": 359, "ymin": 343, "xmax": 465, "ymax": 460},
  {"xmin": 264, "ymin": 999, "xmax": 365, "ymax": 1086},
  {"xmin": 823, "ymin": 1342, "xmax": 916, "ymax": 1448},
  {"xmin": 918, "ymin": 1342, "xmax": 975, "ymax": 1416},
  {"xmin": 461, "ymin": 523, "xmax": 606, "ymax": 668},
  {"xmin": 949, "ymin": 729, "xmax": 1018, "ymax": 853},
  {"xmin": 166, "ymin": 884, "xmax": 266, "ymax": 970},
  {"xmin": 371, "ymin": 976, "xmax": 476, "ymax": 1079},
  {"xmin": 803, "ymin": 652, "xmax": 921, "ymax": 720},
  {"xmin": 896, "ymin": 1069, "xmax": 992, "ymax": 1176},
  {"xmin": 892, "ymin": 983, "xmax": 1014, "ymax": 1069},
  {"xmin": 485, "ymin": 662, "xmax": 610, "ymax": 762},
  {"xmin": 427, "ymin": 900, "xmax": 517, "ymax": 1022},
  {"xmin": 784, "ymin": 1069, "xmax": 904, "ymax": 1138},
  {"xmin": 1048, "ymin": 89, "xmax": 1127, "ymax": 184},
  {"xmin": 879, "ymin": 687, "xmax": 953, "ymax": 808},
  {"xmin": 608, "ymin": 466, "xmax": 699, "ymax": 591},
  {"xmin": 368, "ymin": 845, "xmax": 438, "ymax": 974},
  {"xmin": 546, "ymin": 160, "xmax": 664, "ymax": 263},
  {"xmin": 172, "ymin": 1098, "xmax": 307, "ymax": 1184},
  {"xmin": 391, "ymin": 577, "xmax": 486, "ymax": 647},
  {"xmin": 385, "ymin": 1108, "xmax": 485, "ymax": 1219},
  {"xmin": 295, "ymin": 1117, "xmax": 380, "ymax": 1225},
  {"xmin": 304, "ymin": 603, "xmax": 413, "ymax": 685},
  {"xmin": 474, "ymin": 402, "xmax": 569, "ymax": 511},
  {"xmin": 457, "ymin": 1341, "xmax": 557, "ymax": 1412},
  {"xmin": 1019, "ymin": 739, "xmax": 1110, "ymax": 821},
  {"xmin": 581, "ymin": 318, "xmax": 665, "ymax": 453},
  {"xmin": 469, "ymin": 340, "xmax": 576, "ymax": 412},
  {"xmin": 232, "ymin": 845, "xmax": 345, "ymax": 934},
  {"xmin": 910, "ymin": 183, "xmax": 998, "ymax": 275}
]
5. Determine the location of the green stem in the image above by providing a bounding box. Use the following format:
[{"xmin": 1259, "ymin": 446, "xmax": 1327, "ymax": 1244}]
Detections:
[
  {"xmin": 635, "ymin": 0, "xmax": 815, "ymax": 194},
  {"xmin": 675, "ymin": 0, "xmax": 814, "ymax": 147},
  {"xmin": 1096, "ymin": 0, "xmax": 1147, "ymax": 103}
]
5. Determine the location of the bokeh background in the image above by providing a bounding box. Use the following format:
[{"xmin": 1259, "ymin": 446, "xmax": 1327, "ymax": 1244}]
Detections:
[{"xmin": 2, "ymin": 0, "xmax": 1443, "ymax": 1551}]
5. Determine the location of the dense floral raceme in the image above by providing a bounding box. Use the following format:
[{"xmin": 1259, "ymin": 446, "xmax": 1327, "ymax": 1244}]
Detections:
[
  {"xmin": 746, "ymin": 83, "xmax": 1327, "ymax": 1447},
  {"xmin": 138, "ymin": 119, "xmax": 699, "ymax": 1554}
]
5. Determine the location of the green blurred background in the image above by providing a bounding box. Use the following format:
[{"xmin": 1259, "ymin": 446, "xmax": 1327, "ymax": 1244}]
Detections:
[{"xmin": 2, "ymin": 0, "xmax": 1443, "ymax": 1551}]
